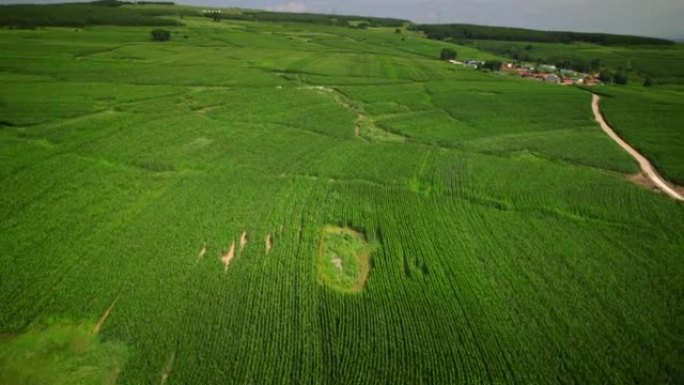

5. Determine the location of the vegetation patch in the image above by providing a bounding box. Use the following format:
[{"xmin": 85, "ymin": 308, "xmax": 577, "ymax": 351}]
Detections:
[
  {"xmin": 417, "ymin": 23, "xmax": 673, "ymax": 46},
  {"xmin": 0, "ymin": 2, "xmax": 184, "ymax": 28},
  {"xmin": 0, "ymin": 323, "xmax": 127, "ymax": 385},
  {"xmin": 316, "ymin": 225, "xmax": 373, "ymax": 293}
]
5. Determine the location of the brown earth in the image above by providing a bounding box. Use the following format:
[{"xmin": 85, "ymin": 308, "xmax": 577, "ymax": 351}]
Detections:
[
  {"xmin": 195, "ymin": 242, "xmax": 207, "ymax": 264},
  {"xmin": 221, "ymin": 241, "xmax": 236, "ymax": 271},
  {"xmin": 196, "ymin": 105, "xmax": 222, "ymax": 114},
  {"xmin": 93, "ymin": 295, "xmax": 119, "ymax": 334},
  {"xmin": 240, "ymin": 231, "xmax": 248, "ymax": 250},
  {"xmin": 265, "ymin": 234, "xmax": 273, "ymax": 255},
  {"xmin": 332, "ymin": 257, "xmax": 343, "ymax": 271}
]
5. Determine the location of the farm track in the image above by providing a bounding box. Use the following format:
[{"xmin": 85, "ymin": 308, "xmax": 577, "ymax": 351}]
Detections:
[{"xmin": 592, "ymin": 94, "xmax": 684, "ymax": 201}]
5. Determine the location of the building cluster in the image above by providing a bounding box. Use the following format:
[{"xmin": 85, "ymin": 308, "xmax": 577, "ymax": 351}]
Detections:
[
  {"xmin": 506, "ymin": 63, "xmax": 602, "ymax": 86},
  {"xmin": 448, "ymin": 60, "xmax": 602, "ymax": 86}
]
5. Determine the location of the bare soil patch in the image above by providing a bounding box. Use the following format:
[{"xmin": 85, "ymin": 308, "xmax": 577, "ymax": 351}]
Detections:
[
  {"xmin": 159, "ymin": 352, "xmax": 175, "ymax": 385},
  {"xmin": 240, "ymin": 231, "xmax": 248, "ymax": 250},
  {"xmin": 627, "ymin": 173, "xmax": 659, "ymax": 191},
  {"xmin": 332, "ymin": 257, "xmax": 343, "ymax": 270},
  {"xmin": 195, "ymin": 242, "xmax": 207, "ymax": 264},
  {"xmin": 195, "ymin": 105, "xmax": 222, "ymax": 114},
  {"xmin": 93, "ymin": 295, "xmax": 119, "ymax": 334},
  {"xmin": 221, "ymin": 241, "xmax": 236, "ymax": 271},
  {"xmin": 265, "ymin": 234, "xmax": 273, "ymax": 254}
]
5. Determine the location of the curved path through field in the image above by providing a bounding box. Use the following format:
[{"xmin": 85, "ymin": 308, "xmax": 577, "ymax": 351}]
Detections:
[{"xmin": 592, "ymin": 94, "xmax": 684, "ymax": 201}]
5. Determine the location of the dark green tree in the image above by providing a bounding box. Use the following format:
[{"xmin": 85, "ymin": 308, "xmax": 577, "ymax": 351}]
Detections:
[
  {"xmin": 599, "ymin": 71, "xmax": 613, "ymax": 83},
  {"xmin": 150, "ymin": 29, "xmax": 170, "ymax": 42},
  {"xmin": 589, "ymin": 58, "xmax": 602, "ymax": 71},
  {"xmin": 481, "ymin": 60, "xmax": 503, "ymax": 71},
  {"xmin": 643, "ymin": 77, "xmax": 653, "ymax": 87},
  {"xmin": 440, "ymin": 48, "xmax": 457, "ymax": 61},
  {"xmin": 613, "ymin": 72, "xmax": 628, "ymax": 85}
]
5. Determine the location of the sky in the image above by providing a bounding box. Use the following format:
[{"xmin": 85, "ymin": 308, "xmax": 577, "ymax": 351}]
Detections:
[{"xmin": 2, "ymin": 0, "xmax": 683, "ymax": 40}]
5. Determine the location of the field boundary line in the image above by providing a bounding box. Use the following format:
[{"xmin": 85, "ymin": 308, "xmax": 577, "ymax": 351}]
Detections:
[
  {"xmin": 592, "ymin": 94, "xmax": 683, "ymax": 201},
  {"xmin": 93, "ymin": 295, "xmax": 120, "ymax": 334}
]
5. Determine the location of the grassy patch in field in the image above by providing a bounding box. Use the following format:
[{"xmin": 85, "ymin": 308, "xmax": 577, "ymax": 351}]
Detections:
[
  {"xmin": 0, "ymin": 323, "xmax": 127, "ymax": 385},
  {"xmin": 317, "ymin": 225, "xmax": 373, "ymax": 293}
]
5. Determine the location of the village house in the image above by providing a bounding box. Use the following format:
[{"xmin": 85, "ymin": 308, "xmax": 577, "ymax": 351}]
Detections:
[{"xmin": 546, "ymin": 74, "xmax": 561, "ymax": 84}]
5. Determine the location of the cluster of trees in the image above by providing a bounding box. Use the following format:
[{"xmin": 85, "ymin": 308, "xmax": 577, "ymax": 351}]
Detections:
[
  {"xmin": 0, "ymin": 2, "xmax": 183, "ymax": 28},
  {"xmin": 220, "ymin": 11, "xmax": 407, "ymax": 28},
  {"xmin": 440, "ymin": 48, "xmax": 457, "ymax": 61},
  {"xmin": 437, "ymin": 48, "xmax": 501, "ymax": 72},
  {"xmin": 478, "ymin": 44, "xmax": 605, "ymax": 74},
  {"xmin": 480, "ymin": 61, "xmax": 503, "ymax": 71},
  {"xmin": 599, "ymin": 71, "xmax": 629, "ymax": 85},
  {"xmin": 471, "ymin": 41, "xmax": 662, "ymax": 86},
  {"xmin": 150, "ymin": 28, "xmax": 170, "ymax": 41},
  {"xmin": 203, "ymin": 10, "xmax": 222, "ymax": 22},
  {"xmin": 417, "ymin": 23, "xmax": 673, "ymax": 46},
  {"xmin": 92, "ymin": 0, "xmax": 175, "ymax": 5}
]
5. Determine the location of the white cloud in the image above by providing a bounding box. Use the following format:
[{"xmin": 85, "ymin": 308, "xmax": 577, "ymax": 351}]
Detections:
[{"xmin": 268, "ymin": 1, "xmax": 308, "ymax": 13}]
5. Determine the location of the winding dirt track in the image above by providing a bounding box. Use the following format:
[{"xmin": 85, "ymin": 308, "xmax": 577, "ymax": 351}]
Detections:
[{"xmin": 592, "ymin": 94, "xmax": 684, "ymax": 201}]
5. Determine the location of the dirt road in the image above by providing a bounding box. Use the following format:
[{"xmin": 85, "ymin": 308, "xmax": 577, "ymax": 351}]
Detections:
[{"xmin": 592, "ymin": 94, "xmax": 683, "ymax": 201}]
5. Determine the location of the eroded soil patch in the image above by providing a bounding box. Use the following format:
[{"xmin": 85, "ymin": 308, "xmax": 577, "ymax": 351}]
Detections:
[
  {"xmin": 221, "ymin": 241, "xmax": 236, "ymax": 271},
  {"xmin": 93, "ymin": 295, "xmax": 119, "ymax": 334},
  {"xmin": 196, "ymin": 242, "xmax": 207, "ymax": 264},
  {"xmin": 265, "ymin": 234, "xmax": 273, "ymax": 255}
]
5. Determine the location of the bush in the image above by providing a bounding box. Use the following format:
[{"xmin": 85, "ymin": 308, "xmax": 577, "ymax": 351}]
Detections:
[
  {"xmin": 440, "ymin": 48, "xmax": 457, "ymax": 61},
  {"xmin": 151, "ymin": 29, "xmax": 170, "ymax": 42},
  {"xmin": 599, "ymin": 71, "xmax": 613, "ymax": 83},
  {"xmin": 613, "ymin": 72, "xmax": 628, "ymax": 85},
  {"xmin": 481, "ymin": 60, "xmax": 503, "ymax": 71}
]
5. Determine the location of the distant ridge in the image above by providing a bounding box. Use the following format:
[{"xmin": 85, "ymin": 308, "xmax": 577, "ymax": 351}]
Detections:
[
  {"xmin": 416, "ymin": 23, "xmax": 674, "ymax": 46},
  {"xmin": 0, "ymin": 1, "xmax": 674, "ymax": 44}
]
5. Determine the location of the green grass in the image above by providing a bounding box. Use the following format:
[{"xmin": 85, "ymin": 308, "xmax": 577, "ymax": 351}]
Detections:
[
  {"xmin": 0, "ymin": 323, "xmax": 127, "ymax": 385},
  {"xmin": 316, "ymin": 226, "xmax": 373, "ymax": 293},
  {"xmin": 0, "ymin": 12, "xmax": 683, "ymax": 385}
]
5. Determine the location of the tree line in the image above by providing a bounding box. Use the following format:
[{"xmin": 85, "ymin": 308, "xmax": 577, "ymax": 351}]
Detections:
[
  {"xmin": 0, "ymin": 2, "xmax": 183, "ymax": 28},
  {"xmin": 216, "ymin": 11, "xmax": 407, "ymax": 28},
  {"xmin": 418, "ymin": 23, "xmax": 673, "ymax": 46}
]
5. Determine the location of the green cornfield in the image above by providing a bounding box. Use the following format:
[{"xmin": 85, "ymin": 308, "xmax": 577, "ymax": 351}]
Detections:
[{"xmin": 1, "ymin": 8, "xmax": 683, "ymax": 385}]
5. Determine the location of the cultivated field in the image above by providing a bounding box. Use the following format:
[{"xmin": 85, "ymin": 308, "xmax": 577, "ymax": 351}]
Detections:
[{"xmin": 1, "ymin": 8, "xmax": 683, "ymax": 385}]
